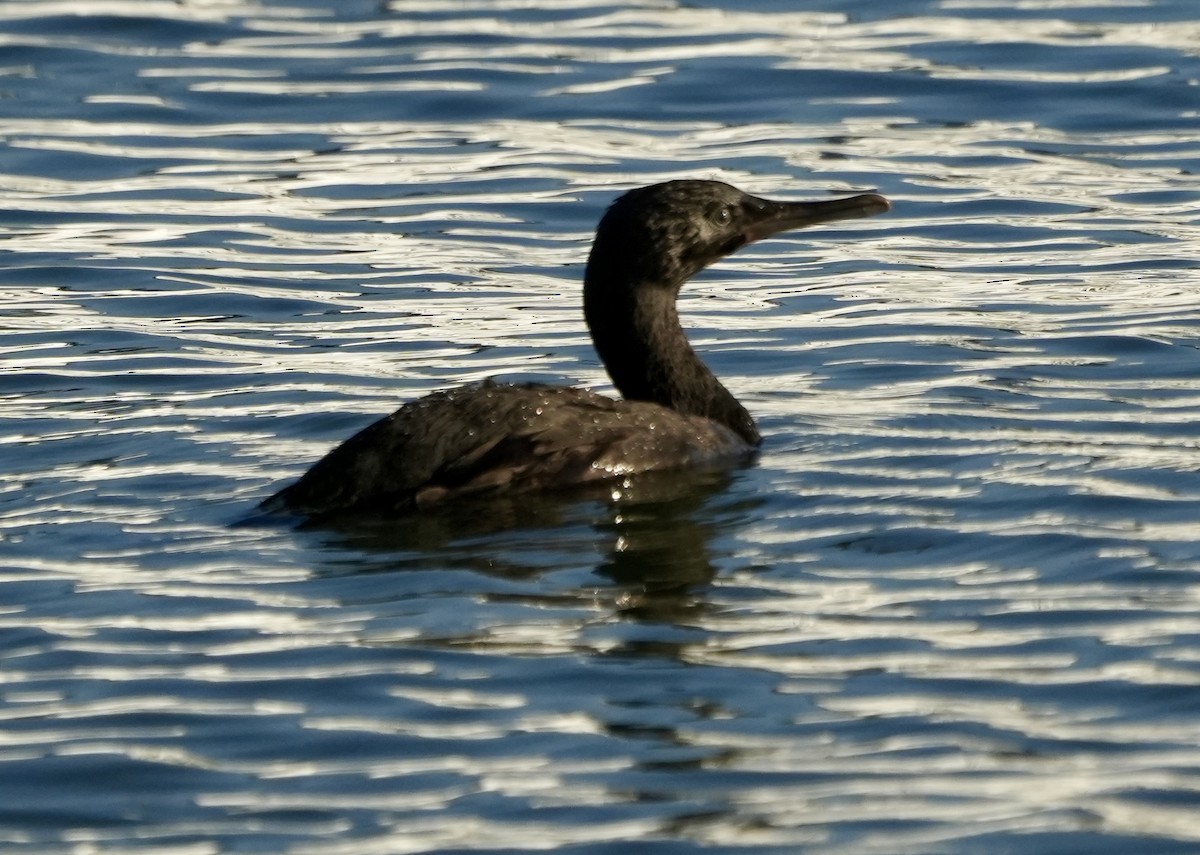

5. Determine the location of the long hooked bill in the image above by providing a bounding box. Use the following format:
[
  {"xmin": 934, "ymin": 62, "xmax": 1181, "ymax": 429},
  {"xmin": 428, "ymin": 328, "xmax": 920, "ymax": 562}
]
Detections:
[{"xmin": 745, "ymin": 192, "xmax": 890, "ymax": 241}]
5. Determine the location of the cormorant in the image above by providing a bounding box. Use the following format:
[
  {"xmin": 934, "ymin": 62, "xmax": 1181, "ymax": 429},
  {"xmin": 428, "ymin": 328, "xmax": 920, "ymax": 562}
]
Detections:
[{"xmin": 260, "ymin": 180, "xmax": 889, "ymax": 517}]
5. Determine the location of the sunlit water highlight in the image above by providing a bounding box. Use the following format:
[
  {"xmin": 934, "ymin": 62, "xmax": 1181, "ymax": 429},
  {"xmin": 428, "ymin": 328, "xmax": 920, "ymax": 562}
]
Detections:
[{"xmin": 2, "ymin": 0, "xmax": 1200, "ymax": 852}]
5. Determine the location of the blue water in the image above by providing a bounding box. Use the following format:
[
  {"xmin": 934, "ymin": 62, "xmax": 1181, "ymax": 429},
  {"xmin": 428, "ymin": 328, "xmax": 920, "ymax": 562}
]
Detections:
[{"xmin": 3, "ymin": 1, "xmax": 1200, "ymax": 852}]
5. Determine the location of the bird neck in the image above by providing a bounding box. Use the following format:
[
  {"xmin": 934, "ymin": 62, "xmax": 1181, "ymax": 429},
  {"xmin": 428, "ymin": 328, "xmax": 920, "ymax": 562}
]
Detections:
[{"xmin": 584, "ymin": 273, "xmax": 760, "ymax": 445}]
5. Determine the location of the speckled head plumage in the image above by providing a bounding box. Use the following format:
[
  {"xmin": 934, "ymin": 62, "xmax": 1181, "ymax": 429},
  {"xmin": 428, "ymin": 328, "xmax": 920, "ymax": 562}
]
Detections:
[{"xmin": 585, "ymin": 179, "xmax": 890, "ymax": 292}]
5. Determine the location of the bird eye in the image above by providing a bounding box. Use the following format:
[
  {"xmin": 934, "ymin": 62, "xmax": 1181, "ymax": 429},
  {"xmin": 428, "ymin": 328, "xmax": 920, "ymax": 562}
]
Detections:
[{"xmin": 712, "ymin": 206, "xmax": 732, "ymax": 226}]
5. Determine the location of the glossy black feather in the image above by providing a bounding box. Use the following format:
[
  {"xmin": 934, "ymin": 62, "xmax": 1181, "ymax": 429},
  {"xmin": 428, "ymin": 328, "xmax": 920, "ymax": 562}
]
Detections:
[{"xmin": 260, "ymin": 382, "xmax": 747, "ymax": 515}]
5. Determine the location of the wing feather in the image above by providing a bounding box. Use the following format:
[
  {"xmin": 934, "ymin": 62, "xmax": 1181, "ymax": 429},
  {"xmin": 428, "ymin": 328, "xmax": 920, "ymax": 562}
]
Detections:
[{"xmin": 262, "ymin": 382, "xmax": 747, "ymax": 517}]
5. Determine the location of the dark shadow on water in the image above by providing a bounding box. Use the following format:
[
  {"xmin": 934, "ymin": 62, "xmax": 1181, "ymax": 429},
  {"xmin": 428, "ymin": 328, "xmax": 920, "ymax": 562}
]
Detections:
[{"xmin": 268, "ymin": 466, "xmax": 763, "ymax": 623}]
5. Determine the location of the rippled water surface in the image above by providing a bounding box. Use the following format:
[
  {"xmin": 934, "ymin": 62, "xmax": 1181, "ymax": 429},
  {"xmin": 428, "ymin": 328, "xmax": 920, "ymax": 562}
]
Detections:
[{"xmin": 4, "ymin": 0, "xmax": 1200, "ymax": 852}]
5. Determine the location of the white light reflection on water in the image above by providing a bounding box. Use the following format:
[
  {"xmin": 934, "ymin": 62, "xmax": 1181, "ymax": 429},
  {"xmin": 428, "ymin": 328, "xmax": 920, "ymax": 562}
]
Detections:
[{"xmin": 3, "ymin": 0, "xmax": 1200, "ymax": 852}]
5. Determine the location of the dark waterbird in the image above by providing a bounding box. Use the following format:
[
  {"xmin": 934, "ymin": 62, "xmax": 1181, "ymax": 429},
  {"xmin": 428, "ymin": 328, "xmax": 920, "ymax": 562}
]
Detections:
[{"xmin": 261, "ymin": 180, "xmax": 889, "ymax": 518}]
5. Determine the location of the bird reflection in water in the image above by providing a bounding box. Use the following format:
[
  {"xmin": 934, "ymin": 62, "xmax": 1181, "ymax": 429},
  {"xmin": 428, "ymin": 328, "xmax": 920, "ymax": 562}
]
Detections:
[{"xmin": 305, "ymin": 466, "xmax": 759, "ymax": 629}]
